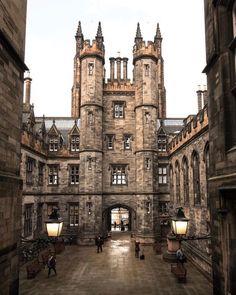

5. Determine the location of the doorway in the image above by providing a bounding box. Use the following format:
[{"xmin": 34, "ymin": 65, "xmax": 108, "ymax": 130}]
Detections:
[{"xmin": 111, "ymin": 207, "xmax": 129, "ymax": 231}]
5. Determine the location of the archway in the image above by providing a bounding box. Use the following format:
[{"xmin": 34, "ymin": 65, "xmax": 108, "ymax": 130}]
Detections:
[{"xmin": 102, "ymin": 204, "xmax": 136, "ymax": 234}]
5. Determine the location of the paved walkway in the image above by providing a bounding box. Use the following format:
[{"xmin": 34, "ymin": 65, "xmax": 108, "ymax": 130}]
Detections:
[{"xmin": 19, "ymin": 232, "xmax": 213, "ymax": 295}]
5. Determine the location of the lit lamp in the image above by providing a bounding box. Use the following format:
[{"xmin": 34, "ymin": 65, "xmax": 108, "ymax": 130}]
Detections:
[
  {"xmin": 171, "ymin": 207, "xmax": 189, "ymax": 237},
  {"xmin": 45, "ymin": 208, "xmax": 63, "ymax": 237}
]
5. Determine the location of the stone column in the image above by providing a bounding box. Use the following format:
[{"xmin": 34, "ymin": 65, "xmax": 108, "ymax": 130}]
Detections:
[
  {"xmin": 24, "ymin": 75, "xmax": 32, "ymax": 104},
  {"xmin": 196, "ymin": 86, "xmax": 203, "ymax": 112}
]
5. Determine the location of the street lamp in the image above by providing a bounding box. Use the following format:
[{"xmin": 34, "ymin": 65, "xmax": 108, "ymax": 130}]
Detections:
[
  {"xmin": 171, "ymin": 207, "xmax": 189, "ymax": 237},
  {"xmin": 45, "ymin": 208, "xmax": 63, "ymax": 238}
]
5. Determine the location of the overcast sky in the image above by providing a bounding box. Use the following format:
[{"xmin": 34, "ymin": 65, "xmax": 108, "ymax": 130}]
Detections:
[{"xmin": 25, "ymin": 0, "xmax": 206, "ymax": 118}]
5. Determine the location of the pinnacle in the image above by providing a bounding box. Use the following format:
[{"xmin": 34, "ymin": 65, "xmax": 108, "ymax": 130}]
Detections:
[
  {"xmin": 136, "ymin": 22, "xmax": 142, "ymax": 38},
  {"xmin": 96, "ymin": 21, "xmax": 103, "ymax": 38},
  {"xmin": 76, "ymin": 21, "xmax": 83, "ymax": 37},
  {"xmin": 155, "ymin": 23, "xmax": 162, "ymax": 39}
]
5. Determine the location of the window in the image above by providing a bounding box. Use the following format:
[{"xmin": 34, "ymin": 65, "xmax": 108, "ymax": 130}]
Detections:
[
  {"xmin": 88, "ymin": 63, "xmax": 94, "ymax": 75},
  {"xmin": 124, "ymin": 135, "xmax": 132, "ymax": 150},
  {"xmin": 69, "ymin": 204, "xmax": 79, "ymax": 226},
  {"xmin": 175, "ymin": 161, "xmax": 180, "ymax": 203},
  {"xmin": 182, "ymin": 157, "xmax": 189, "ymax": 204},
  {"xmin": 48, "ymin": 165, "xmax": 59, "ymax": 185},
  {"xmin": 114, "ymin": 102, "xmax": 124, "ymax": 118},
  {"xmin": 112, "ymin": 165, "xmax": 127, "ymax": 185},
  {"xmin": 47, "ymin": 203, "xmax": 58, "ymax": 218},
  {"xmin": 70, "ymin": 165, "xmax": 79, "ymax": 184},
  {"xmin": 88, "ymin": 111, "xmax": 93, "ymax": 126},
  {"xmin": 24, "ymin": 204, "xmax": 33, "ymax": 237},
  {"xmin": 158, "ymin": 166, "xmax": 167, "ymax": 184},
  {"xmin": 144, "ymin": 64, "xmax": 150, "ymax": 76},
  {"xmin": 192, "ymin": 151, "xmax": 201, "ymax": 205},
  {"xmin": 204, "ymin": 144, "xmax": 210, "ymax": 207},
  {"xmin": 157, "ymin": 135, "xmax": 167, "ymax": 151},
  {"xmin": 169, "ymin": 165, "xmax": 174, "ymax": 202},
  {"xmin": 49, "ymin": 137, "xmax": 59, "ymax": 151},
  {"xmin": 71, "ymin": 136, "xmax": 80, "ymax": 152},
  {"xmin": 106, "ymin": 135, "xmax": 115, "ymax": 150},
  {"xmin": 145, "ymin": 158, "xmax": 151, "ymax": 170},
  {"xmin": 159, "ymin": 202, "xmax": 168, "ymax": 214},
  {"xmin": 38, "ymin": 162, "xmax": 44, "ymax": 186},
  {"xmin": 37, "ymin": 203, "xmax": 43, "ymax": 232},
  {"xmin": 145, "ymin": 112, "xmax": 151, "ymax": 123},
  {"xmin": 26, "ymin": 157, "xmax": 34, "ymax": 185}
]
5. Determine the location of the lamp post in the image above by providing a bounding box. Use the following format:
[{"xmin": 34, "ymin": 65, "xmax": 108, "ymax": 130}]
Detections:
[
  {"xmin": 163, "ymin": 207, "xmax": 210, "ymax": 262},
  {"xmin": 45, "ymin": 208, "xmax": 64, "ymax": 254},
  {"xmin": 45, "ymin": 207, "xmax": 63, "ymax": 238}
]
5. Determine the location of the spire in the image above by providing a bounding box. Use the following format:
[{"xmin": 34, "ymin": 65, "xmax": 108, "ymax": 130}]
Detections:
[
  {"xmin": 75, "ymin": 21, "xmax": 83, "ymax": 38},
  {"xmin": 154, "ymin": 23, "xmax": 162, "ymax": 40},
  {"xmin": 96, "ymin": 21, "xmax": 104, "ymax": 49},
  {"xmin": 136, "ymin": 23, "xmax": 142, "ymax": 39},
  {"xmin": 96, "ymin": 21, "xmax": 103, "ymax": 38},
  {"xmin": 134, "ymin": 23, "xmax": 143, "ymax": 50}
]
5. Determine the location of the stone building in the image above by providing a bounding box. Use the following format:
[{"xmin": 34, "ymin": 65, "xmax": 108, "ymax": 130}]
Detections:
[
  {"xmin": 168, "ymin": 101, "xmax": 211, "ymax": 279},
  {"xmin": 0, "ymin": 0, "xmax": 27, "ymax": 294},
  {"xmin": 21, "ymin": 22, "xmax": 181, "ymax": 245},
  {"xmin": 204, "ymin": 1, "xmax": 236, "ymax": 294}
]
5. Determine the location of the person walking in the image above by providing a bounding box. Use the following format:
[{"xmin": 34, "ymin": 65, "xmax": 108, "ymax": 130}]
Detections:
[
  {"xmin": 47, "ymin": 254, "xmax": 57, "ymax": 277},
  {"xmin": 95, "ymin": 235, "xmax": 103, "ymax": 253},
  {"xmin": 176, "ymin": 248, "xmax": 187, "ymax": 265},
  {"xmin": 135, "ymin": 241, "xmax": 140, "ymax": 258}
]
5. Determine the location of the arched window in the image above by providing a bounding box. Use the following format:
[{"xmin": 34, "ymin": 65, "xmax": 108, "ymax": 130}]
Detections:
[
  {"xmin": 182, "ymin": 156, "xmax": 189, "ymax": 205},
  {"xmin": 192, "ymin": 151, "xmax": 201, "ymax": 205},
  {"xmin": 203, "ymin": 143, "xmax": 210, "ymax": 207},
  {"xmin": 175, "ymin": 161, "xmax": 180, "ymax": 204},
  {"xmin": 169, "ymin": 165, "xmax": 174, "ymax": 203}
]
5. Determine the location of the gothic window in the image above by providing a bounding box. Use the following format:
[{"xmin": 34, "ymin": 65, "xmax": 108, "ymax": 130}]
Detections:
[
  {"xmin": 192, "ymin": 151, "xmax": 201, "ymax": 205},
  {"xmin": 145, "ymin": 158, "xmax": 151, "ymax": 170},
  {"xmin": 37, "ymin": 203, "xmax": 43, "ymax": 232},
  {"xmin": 144, "ymin": 64, "xmax": 150, "ymax": 77},
  {"xmin": 114, "ymin": 102, "xmax": 124, "ymax": 118},
  {"xmin": 26, "ymin": 157, "xmax": 34, "ymax": 185},
  {"xmin": 71, "ymin": 136, "xmax": 80, "ymax": 152},
  {"xmin": 88, "ymin": 63, "xmax": 94, "ymax": 75},
  {"xmin": 175, "ymin": 161, "xmax": 180, "ymax": 203},
  {"xmin": 159, "ymin": 202, "xmax": 168, "ymax": 214},
  {"xmin": 49, "ymin": 137, "xmax": 59, "ymax": 151},
  {"xmin": 106, "ymin": 134, "xmax": 115, "ymax": 150},
  {"xmin": 182, "ymin": 157, "xmax": 189, "ymax": 204},
  {"xmin": 204, "ymin": 143, "xmax": 210, "ymax": 207},
  {"xmin": 48, "ymin": 165, "xmax": 59, "ymax": 185},
  {"xmin": 88, "ymin": 111, "xmax": 94, "ymax": 126},
  {"xmin": 124, "ymin": 134, "xmax": 132, "ymax": 150},
  {"xmin": 145, "ymin": 112, "xmax": 151, "ymax": 123},
  {"xmin": 169, "ymin": 165, "xmax": 174, "ymax": 202},
  {"xmin": 111, "ymin": 165, "xmax": 127, "ymax": 185},
  {"xmin": 88, "ymin": 157, "xmax": 92, "ymax": 170},
  {"xmin": 47, "ymin": 203, "xmax": 58, "ymax": 218},
  {"xmin": 158, "ymin": 165, "xmax": 167, "ymax": 184},
  {"xmin": 69, "ymin": 203, "xmax": 79, "ymax": 226},
  {"xmin": 38, "ymin": 162, "xmax": 44, "ymax": 186},
  {"xmin": 69, "ymin": 165, "xmax": 79, "ymax": 184},
  {"xmin": 157, "ymin": 135, "xmax": 167, "ymax": 151},
  {"xmin": 24, "ymin": 204, "xmax": 33, "ymax": 237}
]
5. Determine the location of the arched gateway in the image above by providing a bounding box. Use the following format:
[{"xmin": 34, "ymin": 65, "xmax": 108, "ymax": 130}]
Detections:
[{"xmin": 102, "ymin": 204, "xmax": 136, "ymax": 234}]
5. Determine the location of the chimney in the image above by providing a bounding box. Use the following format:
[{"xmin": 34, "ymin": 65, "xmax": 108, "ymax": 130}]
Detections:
[
  {"xmin": 123, "ymin": 58, "xmax": 128, "ymax": 81},
  {"xmin": 109, "ymin": 57, "xmax": 115, "ymax": 81},
  {"xmin": 116, "ymin": 57, "xmax": 121, "ymax": 82},
  {"xmin": 203, "ymin": 85, "xmax": 208, "ymax": 106},
  {"xmin": 196, "ymin": 85, "xmax": 203, "ymax": 112},
  {"xmin": 24, "ymin": 72, "xmax": 32, "ymax": 105}
]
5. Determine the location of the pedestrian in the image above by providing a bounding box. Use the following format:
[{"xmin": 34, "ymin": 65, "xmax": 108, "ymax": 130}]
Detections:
[
  {"xmin": 95, "ymin": 235, "xmax": 103, "ymax": 253},
  {"xmin": 114, "ymin": 221, "xmax": 117, "ymax": 229},
  {"xmin": 176, "ymin": 248, "xmax": 187, "ymax": 264},
  {"xmin": 47, "ymin": 254, "xmax": 57, "ymax": 277},
  {"xmin": 135, "ymin": 241, "xmax": 140, "ymax": 258},
  {"xmin": 140, "ymin": 250, "xmax": 145, "ymax": 260}
]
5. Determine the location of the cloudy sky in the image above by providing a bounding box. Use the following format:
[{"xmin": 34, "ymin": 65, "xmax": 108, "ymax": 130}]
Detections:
[{"xmin": 25, "ymin": 0, "xmax": 206, "ymax": 118}]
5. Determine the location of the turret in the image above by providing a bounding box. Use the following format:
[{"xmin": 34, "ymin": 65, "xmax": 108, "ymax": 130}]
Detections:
[
  {"xmin": 154, "ymin": 23, "xmax": 162, "ymax": 55},
  {"xmin": 75, "ymin": 21, "xmax": 84, "ymax": 53}
]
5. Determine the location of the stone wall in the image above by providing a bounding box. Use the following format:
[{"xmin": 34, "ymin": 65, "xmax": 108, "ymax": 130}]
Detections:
[{"xmin": 0, "ymin": 0, "xmax": 27, "ymax": 293}]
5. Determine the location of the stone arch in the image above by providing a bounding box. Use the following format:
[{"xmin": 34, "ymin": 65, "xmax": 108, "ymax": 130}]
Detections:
[
  {"xmin": 182, "ymin": 155, "xmax": 189, "ymax": 204},
  {"xmin": 102, "ymin": 203, "xmax": 136, "ymax": 234}
]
